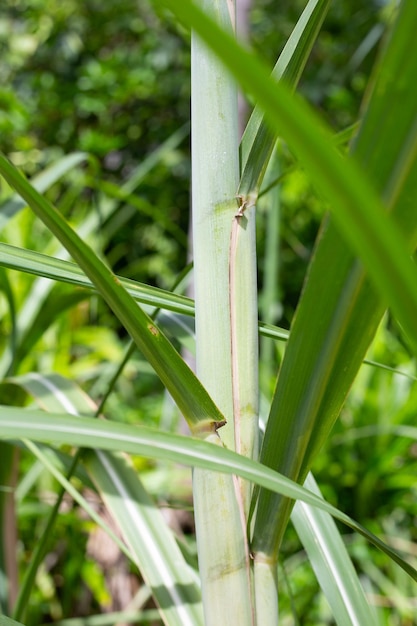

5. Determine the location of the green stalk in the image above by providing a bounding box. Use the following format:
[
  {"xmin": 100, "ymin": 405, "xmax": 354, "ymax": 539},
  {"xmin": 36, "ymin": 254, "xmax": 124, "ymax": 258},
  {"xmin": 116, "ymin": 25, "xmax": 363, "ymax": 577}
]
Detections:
[
  {"xmin": 191, "ymin": 0, "xmax": 255, "ymax": 622},
  {"xmin": 158, "ymin": 0, "xmax": 417, "ymax": 359}
]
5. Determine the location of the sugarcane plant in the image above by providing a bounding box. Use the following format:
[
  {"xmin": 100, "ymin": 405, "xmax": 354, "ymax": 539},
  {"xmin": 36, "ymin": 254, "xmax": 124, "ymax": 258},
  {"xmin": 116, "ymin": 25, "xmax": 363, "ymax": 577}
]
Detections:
[{"xmin": 0, "ymin": 0, "xmax": 417, "ymax": 624}]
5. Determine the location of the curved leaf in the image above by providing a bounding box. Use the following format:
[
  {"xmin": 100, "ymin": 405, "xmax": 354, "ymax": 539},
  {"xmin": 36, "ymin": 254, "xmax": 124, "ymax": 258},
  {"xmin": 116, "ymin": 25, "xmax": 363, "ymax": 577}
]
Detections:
[
  {"xmin": 157, "ymin": 0, "xmax": 417, "ymax": 358},
  {"xmin": 0, "ymin": 407, "xmax": 415, "ymax": 582},
  {"xmin": 254, "ymin": 0, "xmax": 417, "ymax": 556},
  {"xmin": 7, "ymin": 374, "xmax": 203, "ymax": 626},
  {"xmin": 87, "ymin": 451, "xmax": 203, "ymax": 626},
  {"xmin": 1, "ymin": 243, "xmax": 415, "ymax": 381},
  {"xmin": 0, "ymin": 155, "xmax": 225, "ymax": 434}
]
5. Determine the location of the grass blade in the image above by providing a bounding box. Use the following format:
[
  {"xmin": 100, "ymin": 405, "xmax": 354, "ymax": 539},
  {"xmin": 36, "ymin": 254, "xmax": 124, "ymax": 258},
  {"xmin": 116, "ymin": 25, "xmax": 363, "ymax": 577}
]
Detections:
[
  {"xmin": 156, "ymin": 0, "xmax": 417, "ymax": 357},
  {"xmin": 16, "ymin": 440, "xmax": 132, "ymax": 619},
  {"xmin": 291, "ymin": 474, "xmax": 380, "ymax": 626},
  {"xmin": 0, "ymin": 243, "xmax": 194, "ymax": 316},
  {"xmin": 7, "ymin": 373, "xmax": 203, "ymax": 626},
  {"xmin": 2, "ymin": 243, "xmax": 414, "ymax": 381},
  {"xmin": 253, "ymin": 0, "xmax": 417, "ymax": 558},
  {"xmin": 0, "ymin": 154, "xmax": 225, "ymax": 434},
  {"xmin": 0, "ymin": 407, "xmax": 416, "ymax": 582},
  {"xmin": 0, "ymin": 617, "xmax": 26, "ymax": 626},
  {"xmin": 0, "ymin": 152, "xmax": 88, "ymax": 231},
  {"xmin": 239, "ymin": 0, "xmax": 330, "ymax": 197},
  {"xmin": 86, "ymin": 451, "xmax": 204, "ymax": 626}
]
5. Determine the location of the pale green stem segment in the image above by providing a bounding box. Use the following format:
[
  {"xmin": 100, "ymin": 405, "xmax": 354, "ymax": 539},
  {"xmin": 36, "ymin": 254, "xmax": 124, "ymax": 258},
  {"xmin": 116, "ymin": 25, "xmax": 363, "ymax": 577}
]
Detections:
[
  {"xmin": 191, "ymin": 72, "xmax": 236, "ymax": 446},
  {"xmin": 253, "ymin": 555, "xmax": 279, "ymax": 626},
  {"xmin": 191, "ymin": 0, "xmax": 254, "ymax": 623},
  {"xmin": 193, "ymin": 436, "xmax": 253, "ymax": 626},
  {"xmin": 229, "ymin": 199, "xmax": 259, "ymax": 513}
]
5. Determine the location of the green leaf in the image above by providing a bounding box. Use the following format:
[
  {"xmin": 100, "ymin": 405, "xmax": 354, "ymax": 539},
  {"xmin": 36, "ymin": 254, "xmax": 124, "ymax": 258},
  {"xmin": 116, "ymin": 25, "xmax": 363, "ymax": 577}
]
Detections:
[
  {"xmin": 253, "ymin": 0, "xmax": 417, "ymax": 556},
  {"xmin": 0, "ymin": 242, "xmax": 194, "ymax": 317},
  {"xmin": 156, "ymin": 0, "xmax": 417, "ymax": 358},
  {"xmin": 239, "ymin": 0, "xmax": 330, "ymax": 197},
  {"xmin": 6, "ymin": 374, "xmax": 129, "ymax": 623},
  {"xmin": 11, "ymin": 286, "xmax": 87, "ymax": 376},
  {"xmin": 291, "ymin": 474, "xmax": 380, "ymax": 626},
  {"xmin": 0, "ymin": 268, "xmax": 17, "ymax": 376},
  {"xmin": 0, "ymin": 154, "xmax": 225, "ymax": 434},
  {"xmin": 22, "ymin": 440, "xmax": 132, "ymax": 562},
  {"xmin": 2, "ymin": 243, "xmax": 414, "ymax": 381},
  {"xmin": 86, "ymin": 452, "xmax": 204, "ymax": 626},
  {"xmin": 0, "ymin": 617, "xmax": 26, "ymax": 626},
  {"xmin": 8, "ymin": 372, "xmax": 204, "ymax": 626},
  {"xmin": 0, "ymin": 407, "xmax": 415, "ymax": 582}
]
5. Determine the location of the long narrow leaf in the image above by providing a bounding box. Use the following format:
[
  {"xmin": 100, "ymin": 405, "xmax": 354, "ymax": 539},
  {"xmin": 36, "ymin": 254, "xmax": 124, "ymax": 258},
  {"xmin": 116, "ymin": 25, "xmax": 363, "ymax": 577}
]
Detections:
[
  {"xmin": 0, "ymin": 243, "xmax": 194, "ymax": 316},
  {"xmin": 291, "ymin": 474, "xmax": 379, "ymax": 626},
  {"xmin": 0, "ymin": 152, "xmax": 88, "ymax": 231},
  {"xmin": 156, "ymin": 0, "xmax": 417, "ymax": 357},
  {"xmin": 2, "ymin": 243, "xmax": 415, "ymax": 381},
  {"xmin": 0, "ymin": 407, "xmax": 415, "ymax": 582},
  {"xmin": 239, "ymin": 0, "xmax": 330, "ymax": 196},
  {"xmin": 87, "ymin": 452, "xmax": 203, "ymax": 626},
  {"xmin": 0, "ymin": 155, "xmax": 225, "ymax": 434},
  {"xmin": 253, "ymin": 0, "xmax": 417, "ymax": 557},
  {"xmin": 21, "ymin": 440, "xmax": 132, "ymax": 562},
  {"xmin": 7, "ymin": 373, "xmax": 203, "ymax": 626},
  {"xmin": 0, "ymin": 617, "xmax": 26, "ymax": 626}
]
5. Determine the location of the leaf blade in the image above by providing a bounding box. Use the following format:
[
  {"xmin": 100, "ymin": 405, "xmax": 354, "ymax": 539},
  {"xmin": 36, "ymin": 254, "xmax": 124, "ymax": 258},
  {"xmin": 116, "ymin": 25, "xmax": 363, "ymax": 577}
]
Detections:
[
  {"xmin": 86, "ymin": 451, "xmax": 204, "ymax": 626},
  {"xmin": 253, "ymin": 0, "xmax": 417, "ymax": 556},
  {"xmin": 239, "ymin": 0, "xmax": 331, "ymax": 196},
  {"xmin": 291, "ymin": 474, "xmax": 380, "ymax": 626},
  {"xmin": 157, "ymin": 0, "xmax": 417, "ymax": 357},
  {"xmin": 0, "ymin": 155, "xmax": 225, "ymax": 433},
  {"xmin": 0, "ymin": 407, "xmax": 415, "ymax": 582}
]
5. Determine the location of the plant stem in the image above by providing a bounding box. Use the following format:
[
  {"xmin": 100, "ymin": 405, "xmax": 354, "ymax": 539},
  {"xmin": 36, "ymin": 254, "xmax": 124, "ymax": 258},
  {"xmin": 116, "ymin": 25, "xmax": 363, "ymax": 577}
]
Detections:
[{"xmin": 191, "ymin": 0, "xmax": 255, "ymax": 622}]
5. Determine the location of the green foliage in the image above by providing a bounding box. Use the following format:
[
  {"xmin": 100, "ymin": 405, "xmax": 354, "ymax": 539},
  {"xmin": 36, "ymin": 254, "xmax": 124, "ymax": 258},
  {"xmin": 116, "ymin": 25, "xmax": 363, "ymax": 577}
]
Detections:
[
  {"xmin": 0, "ymin": 0, "xmax": 416, "ymax": 625},
  {"xmin": 1, "ymin": 0, "xmax": 190, "ymax": 292}
]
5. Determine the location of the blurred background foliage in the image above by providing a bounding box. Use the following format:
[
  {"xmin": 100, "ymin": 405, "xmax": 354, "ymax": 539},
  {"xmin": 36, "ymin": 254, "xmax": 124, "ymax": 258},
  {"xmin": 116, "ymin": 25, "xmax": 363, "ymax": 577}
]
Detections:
[
  {"xmin": 1, "ymin": 0, "xmax": 390, "ymax": 314},
  {"xmin": 1, "ymin": 0, "xmax": 415, "ymax": 623}
]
